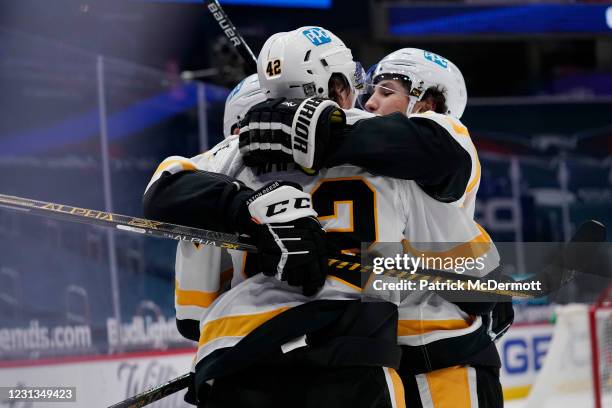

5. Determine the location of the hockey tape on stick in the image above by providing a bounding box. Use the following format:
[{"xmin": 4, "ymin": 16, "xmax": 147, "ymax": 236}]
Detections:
[
  {"xmin": 203, "ymin": 0, "xmax": 258, "ymax": 74},
  {"xmin": 0, "ymin": 193, "xmax": 605, "ymax": 299},
  {"xmin": 107, "ymin": 372, "xmax": 191, "ymax": 408}
]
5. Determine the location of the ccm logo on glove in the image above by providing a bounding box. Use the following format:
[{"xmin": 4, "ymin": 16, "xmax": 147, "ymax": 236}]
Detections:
[
  {"xmin": 240, "ymin": 181, "xmax": 327, "ymax": 296},
  {"xmin": 266, "ymin": 197, "xmax": 312, "ymax": 217},
  {"xmin": 246, "ymin": 181, "xmax": 318, "ymax": 224}
]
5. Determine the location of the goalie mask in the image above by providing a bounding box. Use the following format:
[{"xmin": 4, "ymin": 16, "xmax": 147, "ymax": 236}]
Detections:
[
  {"xmin": 367, "ymin": 48, "xmax": 467, "ymax": 119},
  {"xmin": 223, "ymin": 74, "xmax": 266, "ymax": 137},
  {"xmin": 257, "ymin": 27, "xmax": 363, "ymax": 108}
]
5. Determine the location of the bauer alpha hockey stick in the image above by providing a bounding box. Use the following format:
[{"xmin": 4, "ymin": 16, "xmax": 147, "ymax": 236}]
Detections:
[
  {"xmin": 204, "ymin": 0, "xmax": 258, "ymax": 74},
  {"xmin": 0, "ymin": 193, "xmax": 255, "ymax": 251},
  {"xmin": 0, "ymin": 193, "xmax": 606, "ymax": 299},
  {"xmin": 107, "ymin": 372, "xmax": 192, "ymax": 408}
]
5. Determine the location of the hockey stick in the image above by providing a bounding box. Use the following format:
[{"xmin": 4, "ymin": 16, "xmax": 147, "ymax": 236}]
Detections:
[
  {"xmin": 1, "ymin": 192, "xmax": 600, "ymax": 408},
  {"xmin": 105, "ymin": 230, "xmax": 608, "ymax": 408},
  {"xmin": 203, "ymin": 0, "xmax": 258, "ymax": 74},
  {"xmin": 0, "ymin": 193, "xmax": 255, "ymax": 252},
  {"xmin": 107, "ymin": 372, "xmax": 191, "ymax": 408},
  {"xmin": 0, "ymin": 193, "xmax": 606, "ymax": 299}
]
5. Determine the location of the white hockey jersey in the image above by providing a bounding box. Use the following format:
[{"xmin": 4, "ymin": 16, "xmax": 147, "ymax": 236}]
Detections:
[
  {"xmin": 345, "ymin": 109, "xmax": 481, "ymax": 219},
  {"xmin": 147, "ymin": 135, "xmax": 498, "ymax": 369},
  {"xmin": 411, "ymin": 111, "xmax": 481, "ymax": 219}
]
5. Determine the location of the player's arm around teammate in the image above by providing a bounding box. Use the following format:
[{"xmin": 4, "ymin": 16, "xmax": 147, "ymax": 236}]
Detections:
[
  {"xmin": 156, "ymin": 27, "xmax": 406, "ymax": 408},
  {"xmin": 238, "ymin": 41, "xmax": 506, "ymax": 407},
  {"xmin": 239, "ymin": 48, "xmax": 479, "ymax": 213},
  {"xmin": 143, "ymin": 159, "xmax": 328, "ymax": 296}
]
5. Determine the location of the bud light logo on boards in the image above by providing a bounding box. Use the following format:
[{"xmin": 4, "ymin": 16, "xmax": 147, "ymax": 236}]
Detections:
[
  {"xmin": 302, "ymin": 28, "xmax": 332, "ymax": 46},
  {"xmin": 424, "ymin": 51, "xmax": 448, "ymax": 68}
]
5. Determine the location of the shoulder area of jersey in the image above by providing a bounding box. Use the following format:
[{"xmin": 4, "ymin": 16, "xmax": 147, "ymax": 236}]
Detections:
[
  {"xmin": 344, "ymin": 108, "xmax": 375, "ymax": 125},
  {"xmin": 410, "ymin": 111, "xmax": 470, "ymax": 137},
  {"xmin": 197, "ymin": 135, "xmax": 239, "ymax": 166},
  {"xmin": 210, "ymin": 134, "xmax": 239, "ymax": 156}
]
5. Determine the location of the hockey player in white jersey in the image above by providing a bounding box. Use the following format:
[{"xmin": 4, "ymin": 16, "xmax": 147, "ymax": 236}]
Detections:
[
  {"xmin": 256, "ymin": 38, "xmax": 505, "ymax": 407},
  {"xmin": 144, "ymin": 27, "xmax": 503, "ymax": 408},
  {"xmin": 237, "ymin": 47, "xmax": 510, "ymax": 406},
  {"xmin": 171, "ymin": 73, "xmax": 266, "ymax": 343},
  {"xmin": 238, "ymin": 54, "xmax": 477, "ymax": 217},
  {"xmin": 146, "ymin": 27, "xmax": 405, "ymax": 407},
  {"xmin": 361, "ymin": 48, "xmax": 480, "ymax": 218}
]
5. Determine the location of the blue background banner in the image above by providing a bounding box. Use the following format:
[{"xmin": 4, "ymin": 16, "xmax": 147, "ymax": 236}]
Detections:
[
  {"xmin": 388, "ymin": 4, "xmax": 612, "ymax": 36},
  {"xmin": 134, "ymin": 0, "xmax": 332, "ymax": 9}
]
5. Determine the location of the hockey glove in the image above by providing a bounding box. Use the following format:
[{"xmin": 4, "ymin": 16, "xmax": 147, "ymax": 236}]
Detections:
[
  {"xmin": 238, "ymin": 181, "xmax": 328, "ymax": 296},
  {"xmin": 239, "ymin": 97, "xmax": 346, "ymax": 173}
]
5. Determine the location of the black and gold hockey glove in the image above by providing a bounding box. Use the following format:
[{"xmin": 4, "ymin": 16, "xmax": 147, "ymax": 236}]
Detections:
[
  {"xmin": 239, "ymin": 97, "xmax": 346, "ymax": 173},
  {"xmin": 235, "ymin": 181, "xmax": 329, "ymax": 296}
]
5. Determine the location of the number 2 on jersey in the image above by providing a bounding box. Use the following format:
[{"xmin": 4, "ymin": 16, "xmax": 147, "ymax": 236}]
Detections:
[
  {"xmin": 311, "ymin": 178, "xmax": 377, "ymax": 253},
  {"xmin": 241, "ymin": 177, "xmax": 377, "ymax": 277}
]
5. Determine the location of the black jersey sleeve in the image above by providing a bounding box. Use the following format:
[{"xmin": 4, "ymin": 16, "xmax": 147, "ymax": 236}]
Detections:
[
  {"xmin": 143, "ymin": 169, "xmax": 253, "ymax": 234},
  {"xmin": 326, "ymin": 113, "xmax": 472, "ymax": 203}
]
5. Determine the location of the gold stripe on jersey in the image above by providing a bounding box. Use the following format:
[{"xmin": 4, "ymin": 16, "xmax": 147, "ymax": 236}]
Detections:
[
  {"xmin": 153, "ymin": 159, "xmax": 197, "ymax": 177},
  {"xmin": 465, "ymin": 159, "xmax": 480, "ymax": 195},
  {"xmin": 443, "ymin": 116, "xmax": 480, "ymax": 197},
  {"xmin": 438, "ymin": 116, "xmax": 481, "ymax": 207},
  {"xmin": 384, "ymin": 367, "xmax": 407, "ymax": 408},
  {"xmin": 465, "ymin": 140, "xmax": 481, "ymax": 195},
  {"xmin": 198, "ymin": 307, "xmax": 291, "ymax": 348},
  {"xmin": 175, "ymin": 279, "xmax": 219, "ymax": 308},
  {"xmin": 401, "ymin": 225, "xmax": 491, "ymax": 262},
  {"xmin": 425, "ymin": 366, "xmax": 472, "ymax": 408},
  {"xmin": 390, "ymin": 368, "xmax": 406, "ymax": 408},
  {"xmin": 397, "ymin": 319, "xmax": 471, "ymax": 337},
  {"xmin": 445, "ymin": 117, "xmax": 469, "ymax": 137},
  {"xmin": 145, "ymin": 157, "xmax": 199, "ymax": 194},
  {"xmin": 475, "ymin": 222, "xmax": 492, "ymax": 242}
]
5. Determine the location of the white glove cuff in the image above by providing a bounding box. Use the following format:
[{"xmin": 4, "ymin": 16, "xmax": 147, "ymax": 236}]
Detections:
[
  {"xmin": 247, "ymin": 184, "xmax": 317, "ymax": 224},
  {"xmin": 291, "ymin": 97, "xmax": 339, "ymax": 169}
]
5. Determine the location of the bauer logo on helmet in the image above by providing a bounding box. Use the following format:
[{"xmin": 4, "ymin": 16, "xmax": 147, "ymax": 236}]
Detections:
[{"xmin": 302, "ymin": 28, "xmax": 332, "ymax": 46}]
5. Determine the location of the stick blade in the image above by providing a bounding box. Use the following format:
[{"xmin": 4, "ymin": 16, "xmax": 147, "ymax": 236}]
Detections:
[{"xmin": 571, "ymin": 219, "xmax": 607, "ymax": 243}]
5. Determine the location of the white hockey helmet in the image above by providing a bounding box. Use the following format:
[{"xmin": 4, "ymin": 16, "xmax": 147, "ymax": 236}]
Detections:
[
  {"xmin": 371, "ymin": 48, "xmax": 467, "ymax": 118},
  {"xmin": 223, "ymin": 74, "xmax": 266, "ymax": 137},
  {"xmin": 257, "ymin": 26, "xmax": 362, "ymax": 107}
]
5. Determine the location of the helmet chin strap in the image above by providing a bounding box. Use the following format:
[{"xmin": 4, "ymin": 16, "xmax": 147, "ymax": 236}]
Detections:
[
  {"xmin": 405, "ymin": 95, "xmax": 420, "ymax": 118},
  {"xmin": 349, "ymin": 89, "xmax": 360, "ymax": 109}
]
